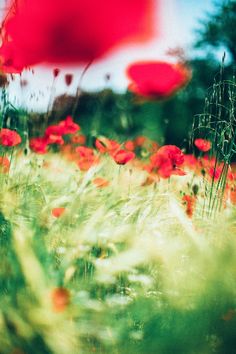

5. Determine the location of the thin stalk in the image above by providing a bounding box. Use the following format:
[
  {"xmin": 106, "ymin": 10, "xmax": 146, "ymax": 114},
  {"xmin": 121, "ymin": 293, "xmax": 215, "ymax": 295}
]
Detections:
[
  {"xmin": 207, "ymin": 150, "xmax": 219, "ymax": 213},
  {"xmin": 44, "ymin": 75, "xmax": 58, "ymax": 129},
  {"xmin": 217, "ymin": 163, "xmax": 229, "ymax": 213},
  {"xmin": 72, "ymin": 59, "xmax": 94, "ymax": 118},
  {"xmin": 209, "ymin": 162, "xmax": 228, "ymax": 217}
]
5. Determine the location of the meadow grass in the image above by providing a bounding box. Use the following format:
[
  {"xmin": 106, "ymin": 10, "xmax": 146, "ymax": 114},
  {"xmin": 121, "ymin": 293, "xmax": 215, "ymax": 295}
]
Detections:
[{"xmin": 0, "ymin": 149, "xmax": 236, "ymax": 354}]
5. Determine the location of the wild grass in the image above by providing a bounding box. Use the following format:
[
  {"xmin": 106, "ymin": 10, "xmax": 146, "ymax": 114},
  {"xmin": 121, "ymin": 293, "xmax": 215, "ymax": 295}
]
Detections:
[
  {"xmin": 192, "ymin": 61, "xmax": 236, "ymax": 217},
  {"xmin": 1, "ymin": 150, "xmax": 236, "ymax": 354}
]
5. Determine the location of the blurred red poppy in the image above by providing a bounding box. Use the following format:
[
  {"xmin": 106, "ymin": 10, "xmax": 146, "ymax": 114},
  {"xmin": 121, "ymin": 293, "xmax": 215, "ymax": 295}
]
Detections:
[
  {"xmin": 182, "ymin": 194, "xmax": 196, "ymax": 218},
  {"xmin": 45, "ymin": 125, "xmax": 65, "ymax": 137},
  {"xmin": 126, "ymin": 61, "xmax": 191, "ymax": 100},
  {"xmin": 70, "ymin": 134, "xmax": 86, "ymax": 145},
  {"xmin": 58, "ymin": 116, "xmax": 80, "ymax": 134},
  {"xmin": 52, "ymin": 207, "xmax": 65, "ymax": 218},
  {"xmin": 0, "ymin": 156, "xmax": 10, "ymax": 173},
  {"xmin": 29, "ymin": 136, "xmax": 48, "ymax": 154},
  {"xmin": 0, "ymin": 0, "xmax": 156, "ymax": 71},
  {"xmin": 112, "ymin": 149, "xmax": 135, "ymax": 165},
  {"xmin": 75, "ymin": 146, "xmax": 98, "ymax": 171},
  {"xmin": 155, "ymin": 145, "xmax": 185, "ymax": 166},
  {"xmin": 0, "ymin": 128, "xmax": 21, "ymax": 146},
  {"xmin": 134, "ymin": 136, "xmax": 146, "ymax": 147},
  {"xmin": 230, "ymin": 187, "xmax": 236, "ymax": 205},
  {"xmin": 76, "ymin": 146, "xmax": 94, "ymax": 158},
  {"xmin": 95, "ymin": 137, "xmax": 120, "ymax": 154},
  {"xmin": 51, "ymin": 287, "xmax": 70, "ymax": 312},
  {"xmin": 124, "ymin": 140, "xmax": 135, "ymax": 151},
  {"xmin": 93, "ymin": 177, "xmax": 110, "ymax": 188},
  {"xmin": 149, "ymin": 145, "xmax": 185, "ymax": 178},
  {"xmin": 46, "ymin": 134, "xmax": 64, "ymax": 145},
  {"xmin": 194, "ymin": 138, "xmax": 211, "ymax": 152}
]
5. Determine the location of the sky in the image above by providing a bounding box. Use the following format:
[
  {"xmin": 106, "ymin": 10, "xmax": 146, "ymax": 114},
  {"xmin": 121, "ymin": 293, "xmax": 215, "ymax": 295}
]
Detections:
[{"xmin": 1, "ymin": 0, "xmax": 224, "ymax": 112}]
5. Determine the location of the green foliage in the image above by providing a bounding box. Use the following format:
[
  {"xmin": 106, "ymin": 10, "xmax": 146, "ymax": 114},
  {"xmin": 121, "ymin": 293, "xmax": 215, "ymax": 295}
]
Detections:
[
  {"xmin": 50, "ymin": 90, "xmax": 164, "ymax": 143},
  {"xmin": 195, "ymin": 0, "xmax": 236, "ymax": 62}
]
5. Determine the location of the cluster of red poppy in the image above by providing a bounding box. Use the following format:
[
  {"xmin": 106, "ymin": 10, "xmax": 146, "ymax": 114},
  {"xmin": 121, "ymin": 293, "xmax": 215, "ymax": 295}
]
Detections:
[
  {"xmin": 31, "ymin": 121, "xmax": 235, "ymax": 192},
  {"xmin": 1, "ymin": 119, "xmax": 236, "ymax": 218},
  {"xmin": 95, "ymin": 137, "xmax": 135, "ymax": 165},
  {"xmin": 29, "ymin": 116, "xmax": 80, "ymax": 154},
  {"xmin": 29, "ymin": 118, "xmax": 136, "ymax": 170}
]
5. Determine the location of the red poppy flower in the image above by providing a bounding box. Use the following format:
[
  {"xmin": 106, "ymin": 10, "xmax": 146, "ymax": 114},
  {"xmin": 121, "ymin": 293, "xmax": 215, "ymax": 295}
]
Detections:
[
  {"xmin": 46, "ymin": 134, "xmax": 64, "ymax": 145},
  {"xmin": 0, "ymin": 128, "xmax": 21, "ymax": 147},
  {"xmin": 126, "ymin": 61, "xmax": 191, "ymax": 100},
  {"xmin": 149, "ymin": 145, "xmax": 185, "ymax": 178},
  {"xmin": 155, "ymin": 145, "xmax": 185, "ymax": 166},
  {"xmin": 194, "ymin": 138, "xmax": 211, "ymax": 152},
  {"xmin": 75, "ymin": 146, "xmax": 94, "ymax": 158},
  {"xmin": 93, "ymin": 177, "xmax": 110, "ymax": 188},
  {"xmin": 58, "ymin": 116, "xmax": 80, "ymax": 135},
  {"xmin": 52, "ymin": 207, "xmax": 65, "ymax": 218},
  {"xmin": 75, "ymin": 146, "xmax": 98, "ymax": 171},
  {"xmin": 77, "ymin": 159, "xmax": 97, "ymax": 171},
  {"xmin": 182, "ymin": 195, "xmax": 196, "ymax": 218},
  {"xmin": 230, "ymin": 187, "xmax": 236, "ymax": 205},
  {"xmin": 95, "ymin": 137, "xmax": 120, "ymax": 154},
  {"xmin": 45, "ymin": 125, "xmax": 65, "ymax": 137},
  {"xmin": 124, "ymin": 140, "xmax": 135, "ymax": 151},
  {"xmin": 29, "ymin": 136, "xmax": 48, "ymax": 154},
  {"xmin": 112, "ymin": 149, "xmax": 135, "ymax": 165},
  {"xmin": 0, "ymin": 0, "xmax": 156, "ymax": 71},
  {"xmin": 0, "ymin": 156, "xmax": 10, "ymax": 173},
  {"xmin": 51, "ymin": 287, "xmax": 70, "ymax": 312},
  {"xmin": 134, "ymin": 136, "xmax": 146, "ymax": 147},
  {"xmin": 70, "ymin": 134, "xmax": 86, "ymax": 145}
]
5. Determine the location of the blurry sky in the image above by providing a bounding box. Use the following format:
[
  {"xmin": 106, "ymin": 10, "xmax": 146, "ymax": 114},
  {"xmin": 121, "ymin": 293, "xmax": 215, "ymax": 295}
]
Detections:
[{"xmin": 0, "ymin": 0, "xmax": 223, "ymax": 112}]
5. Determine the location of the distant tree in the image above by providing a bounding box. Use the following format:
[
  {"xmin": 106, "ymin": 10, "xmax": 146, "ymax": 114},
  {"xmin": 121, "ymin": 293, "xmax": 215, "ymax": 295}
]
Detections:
[{"xmin": 195, "ymin": 0, "xmax": 236, "ymax": 62}]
